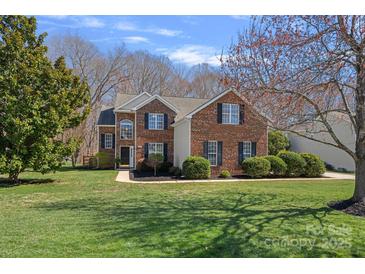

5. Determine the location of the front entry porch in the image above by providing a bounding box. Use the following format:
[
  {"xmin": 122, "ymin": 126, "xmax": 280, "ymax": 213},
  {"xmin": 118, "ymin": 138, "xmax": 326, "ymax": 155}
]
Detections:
[{"xmin": 118, "ymin": 146, "xmax": 135, "ymax": 169}]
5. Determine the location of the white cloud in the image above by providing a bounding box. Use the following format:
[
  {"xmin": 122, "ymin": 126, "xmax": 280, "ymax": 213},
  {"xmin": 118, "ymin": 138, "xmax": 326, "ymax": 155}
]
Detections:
[
  {"xmin": 147, "ymin": 28, "xmax": 182, "ymax": 37},
  {"xmin": 80, "ymin": 17, "xmax": 105, "ymax": 28},
  {"xmin": 38, "ymin": 16, "xmax": 105, "ymax": 29},
  {"xmin": 123, "ymin": 36, "xmax": 149, "ymax": 44},
  {"xmin": 114, "ymin": 21, "xmax": 182, "ymax": 37},
  {"xmin": 230, "ymin": 15, "xmax": 250, "ymax": 20},
  {"xmin": 162, "ymin": 45, "xmax": 223, "ymax": 66},
  {"xmin": 115, "ymin": 22, "xmax": 137, "ymax": 31}
]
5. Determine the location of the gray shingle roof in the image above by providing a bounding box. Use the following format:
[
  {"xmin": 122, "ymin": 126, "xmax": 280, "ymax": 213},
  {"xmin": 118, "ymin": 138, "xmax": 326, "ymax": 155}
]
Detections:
[{"xmin": 113, "ymin": 92, "xmax": 209, "ymax": 122}]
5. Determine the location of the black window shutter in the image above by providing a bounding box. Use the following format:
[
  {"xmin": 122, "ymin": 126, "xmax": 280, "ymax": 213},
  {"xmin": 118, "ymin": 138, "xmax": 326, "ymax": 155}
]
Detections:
[
  {"xmin": 144, "ymin": 113, "xmax": 149, "ymax": 129},
  {"xmin": 203, "ymin": 141, "xmax": 208, "ymax": 159},
  {"xmin": 101, "ymin": 134, "xmax": 105, "ymax": 149},
  {"xmin": 251, "ymin": 142, "xmax": 257, "ymax": 156},
  {"xmin": 217, "ymin": 103, "xmax": 222, "ymax": 124},
  {"xmin": 112, "ymin": 134, "xmax": 115, "ymax": 148},
  {"xmin": 240, "ymin": 104, "xmax": 245, "ymax": 124},
  {"xmin": 164, "ymin": 113, "xmax": 168, "ymax": 129},
  {"xmin": 144, "ymin": 143, "xmax": 149, "ymax": 159},
  {"xmin": 238, "ymin": 142, "xmax": 243, "ymax": 165},
  {"xmin": 217, "ymin": 141, "xmax": 223, "ymax": 166},
  {"xmin": 163, "ymin": 143, "xmax": 168, "ymax": 161}
]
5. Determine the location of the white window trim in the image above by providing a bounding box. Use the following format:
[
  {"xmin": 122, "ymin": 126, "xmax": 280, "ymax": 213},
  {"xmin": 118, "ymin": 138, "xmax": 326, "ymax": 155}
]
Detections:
[
  {"xmin": 148, "ymin": 143, "xmax": 164, "ymax": 156},
  {"xmin": 120, "ymin": 119, "xmax": 133, "ymax": 140},
  {"xmin": 242, "ymin": 141, "xmax": 252, "ymax": 159},
  {"xmin": 105, "ymin": 133, "xmax": 113, "ymax": 149},
  {"xmin": 207, "ymin": 140, "xmax": 218, "ymax": 166},
  {"xmin": 148, "ymin": 113, "xmax": 164, "ymax": 130},
  {"xmin": 222, "ymin": 103, "xmax": 239, "ymax": 125}
]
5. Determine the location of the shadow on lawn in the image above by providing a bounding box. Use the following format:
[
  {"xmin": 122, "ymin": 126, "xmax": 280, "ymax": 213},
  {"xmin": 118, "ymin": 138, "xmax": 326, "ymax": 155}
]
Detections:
[
  {"xmin": 36, "ymin": 192, "xmax": 336, "ymax": 257},
  {"xmin": 0, "ymin": 178, "xmax": 55, "ymax": 188}
]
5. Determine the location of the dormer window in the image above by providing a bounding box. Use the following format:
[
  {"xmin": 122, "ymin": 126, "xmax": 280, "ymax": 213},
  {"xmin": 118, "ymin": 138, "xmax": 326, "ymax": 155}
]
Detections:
[{"xmin": 222, "ymin": 103, "xmax": 239, "ymax": 125}]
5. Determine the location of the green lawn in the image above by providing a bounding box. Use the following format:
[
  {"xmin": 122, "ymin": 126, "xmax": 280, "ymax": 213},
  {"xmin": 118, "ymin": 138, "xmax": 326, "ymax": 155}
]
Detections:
[{"xmin": 0, "ymin": 167, "xmax": 364, "ymax": 257}]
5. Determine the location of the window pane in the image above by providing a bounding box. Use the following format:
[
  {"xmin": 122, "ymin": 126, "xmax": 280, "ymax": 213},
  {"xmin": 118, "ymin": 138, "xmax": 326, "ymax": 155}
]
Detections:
[
  {"xmin": 148, "ymin": 143, "xmax": 163, "ymax": 156},
  {"xmin": 121, "ymin": 120, "xmax": 133, "ymax": 139},
  {"xmin": 242, "ymin": 141, "xmax": 251, "ymax": 159},
  {"xmin": 105, "ymin": 134, "xmax": 112, "ymax": 149},
  {"xmin": 207, "ymin": 141, "xmax": 217, "ymax": 165},
  {"xmin": 222, "ymin": 103, "xmax": 239, "ymax": 124},
  {"xmin": 148, "ymin": 113, "xmax": 164, "ymax": 130}
]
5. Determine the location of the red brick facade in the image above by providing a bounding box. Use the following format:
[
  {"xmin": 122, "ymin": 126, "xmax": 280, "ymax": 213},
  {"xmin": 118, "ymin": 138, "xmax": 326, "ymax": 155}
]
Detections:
[
  {"xmin": 190, "ymin": 91, "xmax": 268, "ymax": 176},
  {"xmin": 115, "ymin": 112, "xmax": 135, "ymax": 163},
  {"xmin": 135, "ymin": 99, "xmax": 176, "ymax": 163},
  {"xmin": 97, "ymin": 126, "xmax": 116, "ymax": 160},
  {"xmin": 97, "ymin": 91, "xmax": 268, "ymax": 176}
]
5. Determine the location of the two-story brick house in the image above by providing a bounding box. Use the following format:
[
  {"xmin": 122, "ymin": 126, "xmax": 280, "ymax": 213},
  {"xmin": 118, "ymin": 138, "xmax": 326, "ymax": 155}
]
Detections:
[{"xmin": 96, "ymin": 88, "xmax": 268, "ymax": 176}]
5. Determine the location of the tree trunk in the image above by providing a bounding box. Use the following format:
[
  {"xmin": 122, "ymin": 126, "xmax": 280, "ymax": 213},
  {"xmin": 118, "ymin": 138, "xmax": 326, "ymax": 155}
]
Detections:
[
  {"xmin": 8, "ymin": 172, "xmax": 20, "ymax": 184},
  {"xmin": 353, "ymin": 56, "xmax": 365, "ymax": 202},
  {"xmin": 353, "ymin": 158, "xmax": 365, "ymax": 202},
  {"xmin": 154, "ymin": 166, "xmax": 157, "ymax": 177}
]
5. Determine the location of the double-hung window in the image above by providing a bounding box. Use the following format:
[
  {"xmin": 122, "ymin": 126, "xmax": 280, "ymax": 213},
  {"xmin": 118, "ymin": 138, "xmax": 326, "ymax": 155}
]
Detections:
[
  {"xmin": 105, "ymin": 133, "xmax": 113, "ymax": 149},
  {"xmin": 120, "ymin": 120, "xmax": 133, "ymax": 139},
  {"xmin": 222, "ymin": 103, "xmax": 239, "ymax": 125},
  {"xmin": 242, "ymin": 141, "xmax": 252, "ymax": 159},
  {"xmin": 149, "ymin": 113, "xmax": 164, "ymax": 130},
  {"xmin": 207, "ymin": 141, "xmax": 218, "ymax": 166},
  {"xmin": 148, "ymin": 143, "xmax": 164, "ymax": 156}
]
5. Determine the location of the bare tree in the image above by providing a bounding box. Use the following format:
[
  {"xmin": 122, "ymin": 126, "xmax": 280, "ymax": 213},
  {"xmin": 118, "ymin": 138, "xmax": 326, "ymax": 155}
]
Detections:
[
  {"xmin": 188, "ymin": 63, "xmax": 223, "ymax": 98},
  {"xmin": 222, "ymin": 16, "xmax": 365, "ymax": 203},
  {"xmin": 123, "ymin": 51, "xmax": 182, "ymax": 96},
  {"xmin": 48, "ymin": 34, "xmax": 129, "ymax": 157}
]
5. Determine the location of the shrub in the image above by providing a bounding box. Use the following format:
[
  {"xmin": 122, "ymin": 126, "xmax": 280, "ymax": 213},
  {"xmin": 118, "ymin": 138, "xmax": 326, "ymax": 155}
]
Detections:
[
  {"xmin": 169, "ymin": 166, "xmax": 182, "ymax": 176},
  {"xmin": 158, "ymin": 161, "xmax": 173, "ymax": 173},
  {"xmin": 242, "ymin": 156, "xmax": 271, "ymax": 178},
  {"xmin": 300, "ymin": 153, "xmax": 326, "ymax": 177},
  {"xmin": 145, "ymin": 153, "xmax": 164, "ymax": 176},
  {"xmin": 264, "ymin": 155, "xmax": 287, "ymax": 177},
  {"xmin": 182, "ymin": 156, "xmax": 211, "ymax": 179},
  {"xmin": 95, "ymin": 152, "xmax": 114, "ymax": 169},
  {"xmin": 220, "ymin": 169, "xmax": 231, "ymax": 178},
  {"xmin": 268, "ymin": 131, "xmax": 290, "ymax": 155},
  {"xmin": 277, "ymin": 150, "xmax": 306, "ymax": 177},
  {"xmin": 136, "ymin": 159, "xmax": 153, "ymax": 172}
]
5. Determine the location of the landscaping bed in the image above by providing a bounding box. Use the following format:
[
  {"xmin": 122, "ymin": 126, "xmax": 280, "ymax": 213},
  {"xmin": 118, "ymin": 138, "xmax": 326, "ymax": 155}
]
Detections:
[{"xmin": 329, "ymin": 199, "xmax": 365, "ymax": 217}]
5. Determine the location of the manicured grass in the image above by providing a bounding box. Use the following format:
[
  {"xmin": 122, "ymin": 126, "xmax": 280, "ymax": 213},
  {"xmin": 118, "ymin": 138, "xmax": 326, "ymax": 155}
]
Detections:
[{"xmin": 0, "ymin": 167, "xmax": 364, "ymax": 257}]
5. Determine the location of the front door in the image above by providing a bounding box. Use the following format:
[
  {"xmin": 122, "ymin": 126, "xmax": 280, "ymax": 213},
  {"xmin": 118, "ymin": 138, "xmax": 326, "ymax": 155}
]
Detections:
[{"xmin": 120, "ymin": 147, "xmax": 130, "ymax": 166}]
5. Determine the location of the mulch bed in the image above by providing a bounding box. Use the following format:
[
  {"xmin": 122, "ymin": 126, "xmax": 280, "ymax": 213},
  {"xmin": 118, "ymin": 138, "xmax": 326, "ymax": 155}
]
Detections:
[
  {"xmin": 130, "ymin": 171, "xmax": 252, "ymax": 181},
  {"xmin": 328, "ymin": 199, "xmax": 365, "ymax": 217}
]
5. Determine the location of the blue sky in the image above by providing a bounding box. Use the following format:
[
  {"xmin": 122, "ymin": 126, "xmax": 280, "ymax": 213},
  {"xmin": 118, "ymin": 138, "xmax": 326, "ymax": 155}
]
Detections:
[{"xmin": 36, "ymin": 16, "xmax": 250, "ymax": 67}]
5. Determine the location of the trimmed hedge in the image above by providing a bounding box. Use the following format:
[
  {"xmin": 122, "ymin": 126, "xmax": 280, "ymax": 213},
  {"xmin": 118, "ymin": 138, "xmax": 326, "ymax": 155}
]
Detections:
[
  {"xmin": 300, "ymin": 153, "xmax": 326, "ymax": 177},
  {"xmin": 242, "ymin": 156, "xmax": 271, "ymax": 178},
  {"xmin": 277, "ymin": 150, "xmax": 306, "ymax": 177},
  {"xmin": 268, "ymin": 130, "xmax": 290, "ymax": 155},
  {"xmin": 264, "ymin": 155, "xmax": 287, "ymax": 176},
  {"xmin": 220, "ymin": 169, "xmax": 231, "ymax": 178},
  {"xmin": 182, "ymin": 156, "xmax": 211, "ymax": 179}
]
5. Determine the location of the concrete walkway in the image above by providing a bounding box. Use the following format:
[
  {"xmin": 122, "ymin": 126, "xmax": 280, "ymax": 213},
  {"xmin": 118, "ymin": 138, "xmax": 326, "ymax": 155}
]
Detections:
[
  {"xmin": 115, "ymin": 170, "xmax": 354, "ymax": 183},
  {"xmin": 115, "ymin": 170, "xmax": 132, "ymax": 182}
]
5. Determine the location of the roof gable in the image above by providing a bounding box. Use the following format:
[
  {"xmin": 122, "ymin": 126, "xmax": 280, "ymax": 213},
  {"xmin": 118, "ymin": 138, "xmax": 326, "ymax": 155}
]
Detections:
[
  {"xmin": 185, "ymin": 88, "xmax": 269, "ymax": 123},
  {"xmin": 114, "ymin": 92, "xmax": 151, "ymax": 112},
  {"xmin": 133, "ymin": 94, "xmax": 179, "ymax": 113}
]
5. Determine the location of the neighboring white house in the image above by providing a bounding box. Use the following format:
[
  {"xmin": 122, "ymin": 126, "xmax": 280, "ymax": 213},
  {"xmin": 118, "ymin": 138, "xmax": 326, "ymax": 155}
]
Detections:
[{"xmin": 287, "ymin": 113, "xmax": 356, "ymax": 171}]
